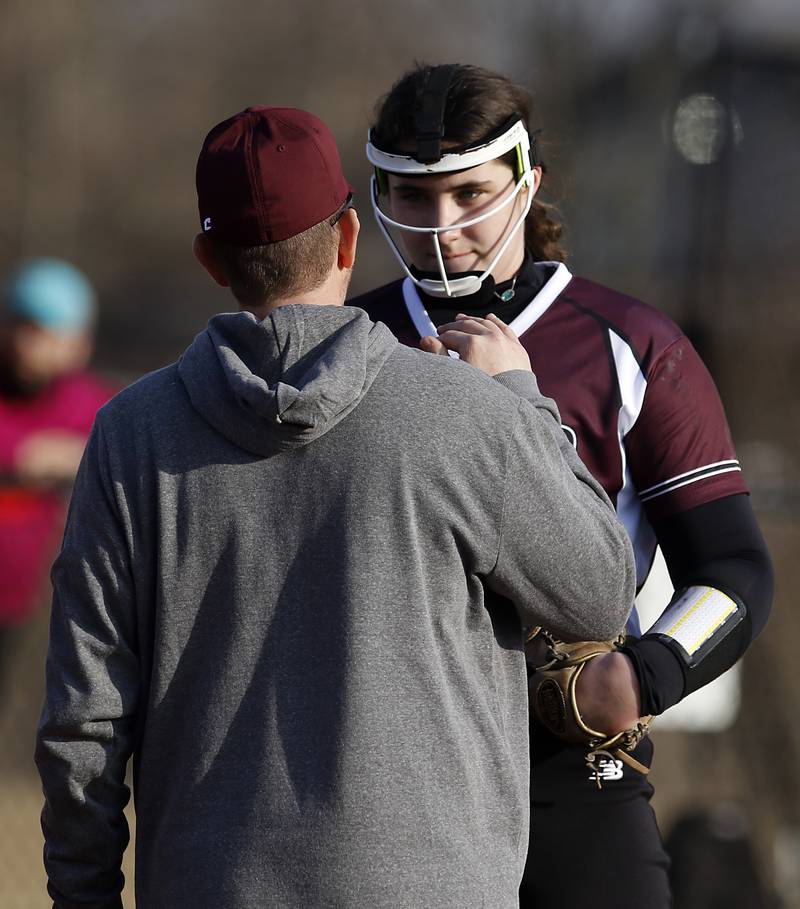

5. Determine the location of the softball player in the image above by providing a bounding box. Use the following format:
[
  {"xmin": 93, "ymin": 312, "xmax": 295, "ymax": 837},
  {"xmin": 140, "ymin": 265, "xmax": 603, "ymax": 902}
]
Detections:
[{"xmin": 349, "ymin": 63, "xmax": 774, "ymax": 907}]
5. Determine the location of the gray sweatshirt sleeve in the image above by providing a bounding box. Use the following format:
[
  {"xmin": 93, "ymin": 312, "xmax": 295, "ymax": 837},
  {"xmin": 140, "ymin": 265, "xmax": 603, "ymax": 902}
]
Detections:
[
  {"xmin": 34, "ymin": 418, "xmax": 136, "ymax": 909},
  {"xmin": 486, "ymin": 371, "xmax": 635, "ymax": 641}
]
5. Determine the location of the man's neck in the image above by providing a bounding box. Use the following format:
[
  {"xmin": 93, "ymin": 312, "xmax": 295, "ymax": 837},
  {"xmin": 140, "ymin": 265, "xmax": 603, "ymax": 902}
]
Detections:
[{"xmin": 242, "ymin": 275, "xmax": 347, "ymax": 321}]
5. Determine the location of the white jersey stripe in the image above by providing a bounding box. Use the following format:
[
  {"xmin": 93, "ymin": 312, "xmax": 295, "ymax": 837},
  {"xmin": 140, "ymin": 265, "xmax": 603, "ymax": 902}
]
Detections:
[
  {"xmin": 507, "ymin": 262, "xmax": 572, "ymax": 336},
  {"xmin": 609, "ymin": 330, "xmax": 648, "ymax": 439},
  {"xmin": 401, "ymin": 279, "xmax": 458, "ymax": 355},
  {"xmin": 608, "ymin": 330, "xmax": 651, "ymax": 605},
  {"xmin": 640, "ymin": 465, "xmax": 743, "ymax": 503},
  {"xmin": 638, "ymin": 459, "xmax": 740, "ymax": 496}
]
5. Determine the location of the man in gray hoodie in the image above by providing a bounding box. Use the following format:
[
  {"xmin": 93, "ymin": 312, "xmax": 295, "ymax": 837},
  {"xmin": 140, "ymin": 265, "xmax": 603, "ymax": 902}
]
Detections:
[{"xmin": 35, "ymin": 106, "xmax": 635, "ymax": 909}]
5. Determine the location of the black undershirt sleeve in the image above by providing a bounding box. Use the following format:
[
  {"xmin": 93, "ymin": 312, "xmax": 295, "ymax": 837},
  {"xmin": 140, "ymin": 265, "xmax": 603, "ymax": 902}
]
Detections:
[{"xmin": 619, "ymin": 493, "xmax": 773, "ymax": 716}]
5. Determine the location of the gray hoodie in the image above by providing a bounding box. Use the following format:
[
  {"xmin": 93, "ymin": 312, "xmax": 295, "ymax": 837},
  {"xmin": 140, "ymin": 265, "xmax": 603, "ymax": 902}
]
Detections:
[{"xmin": 36, "ymin": 304, "xmax": 634, "ymax": 909}]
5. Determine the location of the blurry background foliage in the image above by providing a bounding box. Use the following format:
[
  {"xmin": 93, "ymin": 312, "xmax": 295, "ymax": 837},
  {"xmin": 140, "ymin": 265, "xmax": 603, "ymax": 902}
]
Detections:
[{"xmin": 0, "ymin": 0, "xmax": 798, "ymax": 906}]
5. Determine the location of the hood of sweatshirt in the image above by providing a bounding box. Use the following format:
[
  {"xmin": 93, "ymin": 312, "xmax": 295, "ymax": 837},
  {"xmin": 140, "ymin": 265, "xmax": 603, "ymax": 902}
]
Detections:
[{"xmin": 178, "ymin": 304, "xmax": 397, "ymax": 455}]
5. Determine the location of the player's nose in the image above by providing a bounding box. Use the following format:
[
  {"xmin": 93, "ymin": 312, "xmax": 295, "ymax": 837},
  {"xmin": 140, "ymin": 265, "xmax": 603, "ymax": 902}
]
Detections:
[{"xmin": 431, "ymin": 198, "xmax": 463, "ymax": 239}]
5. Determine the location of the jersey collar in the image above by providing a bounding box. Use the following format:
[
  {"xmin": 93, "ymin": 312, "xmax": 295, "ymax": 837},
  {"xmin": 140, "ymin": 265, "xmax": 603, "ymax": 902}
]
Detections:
[{"xmin": 401, "ymin": 261, "xmax": 573, "ymax": 356}]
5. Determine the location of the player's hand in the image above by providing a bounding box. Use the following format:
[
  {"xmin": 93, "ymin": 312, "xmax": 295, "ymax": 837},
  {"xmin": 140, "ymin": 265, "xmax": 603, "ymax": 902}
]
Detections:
[
  {"xmin": 421, "ymin": 313, "xmax": 532, "ymax": 376},
  {"xmin": 574, "ymin": 650, "xmax": 643, "ymax": 735}
]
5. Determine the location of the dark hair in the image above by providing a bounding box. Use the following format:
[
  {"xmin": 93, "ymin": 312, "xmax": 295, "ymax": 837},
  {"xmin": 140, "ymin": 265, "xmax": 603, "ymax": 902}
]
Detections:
[
  {"xmin": 209, "ymin": 218, "xmax": 341, "ymax": 307},
  {"xmin": 371, "ymin": 63, "xmax": 567, "ymax": 262}
]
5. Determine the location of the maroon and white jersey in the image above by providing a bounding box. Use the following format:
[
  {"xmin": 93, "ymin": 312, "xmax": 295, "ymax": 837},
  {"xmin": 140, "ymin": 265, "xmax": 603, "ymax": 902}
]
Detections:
[{"xmin": 349, "ymin": 264, "xmax": 747, "ymax": 630}]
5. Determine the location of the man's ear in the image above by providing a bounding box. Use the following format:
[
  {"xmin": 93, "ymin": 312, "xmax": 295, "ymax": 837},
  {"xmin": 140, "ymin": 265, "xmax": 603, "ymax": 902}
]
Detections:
[
  {"xmin": 336, "ymin": 209, "xmax": 359, "ymax": 270},
  {"xmin": 193, "ymin": 233, "xmax": 230, "ymax": 287}
]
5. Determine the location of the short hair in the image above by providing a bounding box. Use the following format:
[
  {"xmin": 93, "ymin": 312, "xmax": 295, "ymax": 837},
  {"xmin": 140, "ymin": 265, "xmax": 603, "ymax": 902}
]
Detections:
[{"xmin": 209, "ymin": 217, "xmax": 340, "ymax": 307}]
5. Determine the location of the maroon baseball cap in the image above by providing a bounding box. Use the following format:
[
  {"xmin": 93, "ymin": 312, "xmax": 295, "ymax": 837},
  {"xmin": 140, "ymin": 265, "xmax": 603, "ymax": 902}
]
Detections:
[{"xmin": 196, "ymin": 106, "xmax": 352, "ymax": 246}]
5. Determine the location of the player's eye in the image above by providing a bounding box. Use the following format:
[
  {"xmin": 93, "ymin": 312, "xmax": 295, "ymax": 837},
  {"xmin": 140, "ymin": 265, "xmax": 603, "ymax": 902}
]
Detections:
[
  {"xmin": 456, "ymin": 188, "xmax": 483, "ymax": 203},
  {"xmin": 395, "ymin": 189, "xmax": 426, "ymax": 203}
]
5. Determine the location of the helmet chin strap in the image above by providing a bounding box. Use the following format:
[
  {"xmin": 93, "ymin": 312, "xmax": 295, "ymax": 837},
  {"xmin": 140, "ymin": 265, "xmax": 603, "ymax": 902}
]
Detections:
[
  {"xmin": 418, "ymin": 274, "xmax": 483, "ymax": 299},
  {"xmin": 413, "ymin": 271, "xmax": 485, "ymax": 299},
  {"xmin": 410, "ymin": 268, "xmax": 500, "ymax": 306}
]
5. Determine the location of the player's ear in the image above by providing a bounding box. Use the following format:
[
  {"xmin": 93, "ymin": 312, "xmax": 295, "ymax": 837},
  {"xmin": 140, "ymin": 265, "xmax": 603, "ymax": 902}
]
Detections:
[
  {"xmin": 193, "ymin": 233, "xmax": 230, "ymax": 287},
  {"xmin": 336, "ymin": 208, "xmax": 359, "ymax": 270}
]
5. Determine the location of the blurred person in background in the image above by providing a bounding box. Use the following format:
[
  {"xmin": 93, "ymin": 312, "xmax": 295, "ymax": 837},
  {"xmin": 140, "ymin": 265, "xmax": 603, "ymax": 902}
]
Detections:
[
  {"xmin": 349, "ymin": 62, "xmax": 774, "ymax": 907},
  {"xmin": 0, "ymin": 259, "xmax": 114, "ymax": 690}
]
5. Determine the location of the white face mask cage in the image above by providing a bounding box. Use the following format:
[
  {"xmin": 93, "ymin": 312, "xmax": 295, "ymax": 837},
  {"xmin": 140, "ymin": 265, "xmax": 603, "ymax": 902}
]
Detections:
[{"xmin": 367, "ymin": 119, "xmax": 537, "ymax": 298}]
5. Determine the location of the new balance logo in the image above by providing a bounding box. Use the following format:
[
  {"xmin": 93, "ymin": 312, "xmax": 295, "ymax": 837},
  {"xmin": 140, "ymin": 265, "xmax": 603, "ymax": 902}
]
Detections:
[{"xmin": 588, "ymin": 756, "xmax": 624, "ymax": 784}]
